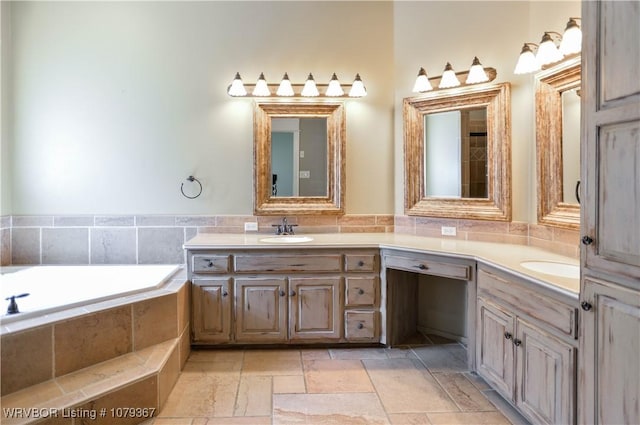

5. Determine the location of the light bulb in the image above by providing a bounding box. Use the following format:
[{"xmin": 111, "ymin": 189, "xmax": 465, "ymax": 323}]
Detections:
[
  {"xmin": 276, "ymin": 73, "xmax": 295, "ymax": 97},
  {"xmin": 348, "ymin": 74, "xmax": 367, "ymax": 97},
  {"xmin": 439, "ymin": 63, "xmax": 460, "ymax": 89},
  {"xmin": 412, "ymin": 67, "xmax": 433, "ymax": 93},
  {"xmin": 536, "ymin": 32, "xmax": 564, "ymax": 66},
  {"xmin": 325, "ymin": 73, "xmax": 344, "ymax": 97},
  {"xmin": 301, "ymin": 73, "xmax": 319, "ymax": 97},
  {"xmin": 465, "ymin": 57, "xmax": 489, "ymax": 84},
  {"xmin": 228, "ymin": 72, "xmax": 247, "ymax": 97},
  {"xmin": 252, "ymin": 72, "xmax": 271, "ymax": 96},
  {"xmin": 559, "ymin": 18, "xmax": 582, "ymax": 55},
  {"xmin": 514, "ymin": 43, "xmax": 540, "ymax": 74}
]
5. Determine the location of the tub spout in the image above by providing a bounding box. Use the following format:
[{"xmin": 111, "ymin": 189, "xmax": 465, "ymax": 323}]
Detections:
[{"xmin": 5, "ymin": 293, "xmax": 29, "ymax": 315}]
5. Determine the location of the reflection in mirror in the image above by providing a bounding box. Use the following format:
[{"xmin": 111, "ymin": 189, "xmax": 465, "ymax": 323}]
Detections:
[
  {"xmin": 404, "ymin": 83, "xmax": 511, "ymax": 221},
  {"xmin": 254, "ymin": 102, "xmax": 345, "ymax": 216},
  {"xmin": 424, "ymin": 107, "xmax": 488, "ymax": 199},
  {"xmin": 535, "ymin": 56, "xmax": 580, "ymax": 229},
  {"xmin": 271, "ymin": 118, "xmax": 328, "ymax": 197}
]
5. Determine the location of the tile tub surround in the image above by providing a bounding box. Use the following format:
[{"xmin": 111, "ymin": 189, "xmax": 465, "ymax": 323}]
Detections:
[{"xmin": 2, "ymin": 214, "xmax": 395, "ymax": 266}]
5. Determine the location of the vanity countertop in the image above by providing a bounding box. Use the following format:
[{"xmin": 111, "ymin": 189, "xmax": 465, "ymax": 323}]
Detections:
[{"xmin": 184, "ymin": 232, "xmax": 580, "ymax": 296}]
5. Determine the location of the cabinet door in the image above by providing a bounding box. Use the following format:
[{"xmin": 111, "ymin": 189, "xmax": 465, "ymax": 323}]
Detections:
[
  {"xmin": 192, "ymin": 279, "xmax": 232, "ymax": 343},
  {"xmin": 235, "ymin": 278, "xmax": 287, "ymax": 343},
  {"xmin": 476, "ymin": 298, "xmax": 515, "ymax": 401},
  {"xmin": 515, "ymin": 319, "xmax": 576, "ymax": 425},
  {"xmin": 289, "ymin": 277, "xmax": 341, "ymax": 341},
  {"xmin": 580, "ymin": 278, "xmax": 640, "ymax": 424}
]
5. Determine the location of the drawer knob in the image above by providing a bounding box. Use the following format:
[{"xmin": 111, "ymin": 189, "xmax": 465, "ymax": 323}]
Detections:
[
  {"xmin": 357, "ymin": 260, "xmax": 365, "ymax": 267},
  {"xmin": 206, "ymin": 260, "xmax": 214, "ymax": 267},
  {"xmin": 513, "ymin": 338, "xmax": 522, "ymax": 347},
  {"xmin": 358, "ymin": 288, "xmax": 365, "ymax": 295},
  {"xmin": 416, "ymin": 264, "xmax": 428, "ymax": 270},
  {"xmin": 357, "ymin": 323, "xmax": 364, "ymax": 330},
  {"xmin": 504, "ymin": 332, "xmax": 512, "ymax": 340},
  {"xmin": 581, "ymin": 301, "xmax": 593, "ymax": 311},
  {"xmin": 581, "ymin": 236, "xmax": 594, "ymax": 246}
]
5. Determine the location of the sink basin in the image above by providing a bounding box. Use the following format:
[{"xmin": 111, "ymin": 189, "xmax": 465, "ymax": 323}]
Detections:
[
  {"xmin": 520, "ymin": 261, "xmax": 579, "ymax": 279},
  {"xmin": 259, "ymin": 236, "xmax": 314, "ymax": 244}
]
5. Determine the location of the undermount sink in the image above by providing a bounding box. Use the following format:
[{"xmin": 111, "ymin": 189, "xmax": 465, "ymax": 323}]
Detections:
[
  {"xmin": 259, "ymin": 236, "xmax": 314, "ymax": 244},
  {"xmin": 520, "ymin": 260, "xmax": 580, "ymax": 279}
]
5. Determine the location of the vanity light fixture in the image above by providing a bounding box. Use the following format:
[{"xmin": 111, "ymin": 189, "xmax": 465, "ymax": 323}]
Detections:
[
  {"xmin": 536, "ymin": 32, "xmax": 564, "ymax": 66},
  {"xmin": 301, "ymin": 73, "xmax": 320, "ymax": 97},
  {"xmin": 252, "ymin": 73, "xmax": 271, "ymax": 97},
  {"xmin": 438, "ymin": 63, "xmax": 461, "ymax": 89},
  {"xmin": 227, "ymin": 72, "xmax": 367, "ymax": 98},
  {"xmin": 412, "ymin": 67, "xmax": 433, "ymax": 93},
  {"xmin": 348, "ymin": 74, "xmax": 367, "ymax": 97},
  {"xmin": 514, "ymin": 43, "xmax": 541, "ymax": 74},
  {"xmin": 559, "ymin": 17, "xmax": 582, "ymax": 55},
  {"xmin": 325, "ymin": 73, "xmax": 344, "ymax": 97},
  {"xmin": 465, "ymin": 57, "xmax": 490, "ymax": 84},
  {"xmin": 227, "ymin": 72, "xmax": 247, "ymax": 97},
  {"xmin": 276, "ymin": 73, "xmax": 295, "ymax": 97}
]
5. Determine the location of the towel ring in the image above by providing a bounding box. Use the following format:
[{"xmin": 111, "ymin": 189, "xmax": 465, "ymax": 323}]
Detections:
[{"xmin": 181, "ymin": 176, "xmax": 202, "ymax": 199}]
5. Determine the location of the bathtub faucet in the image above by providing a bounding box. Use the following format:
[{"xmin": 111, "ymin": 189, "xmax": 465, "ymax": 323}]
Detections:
[{"xmin": 5, "ymin": 293, "xmax": 29, "ymax": 315}]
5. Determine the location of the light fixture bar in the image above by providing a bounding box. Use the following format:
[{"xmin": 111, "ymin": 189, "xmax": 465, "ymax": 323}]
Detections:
[
  {"xmin": 228, "ymin": 72, "xmax": 367, "ymax": 98},
  {"xmin": 413, "ymin": 67, "xmax": 497, "ymax": 93}
]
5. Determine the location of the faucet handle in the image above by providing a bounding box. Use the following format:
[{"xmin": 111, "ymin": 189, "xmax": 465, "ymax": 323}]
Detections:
[
  {"xmin": 271, "ymin": 224, "xmax": 284, "ymax": 235},
  {"xmin": 286, "ymin": 224, "xmax": 299, "ymax": 234}
]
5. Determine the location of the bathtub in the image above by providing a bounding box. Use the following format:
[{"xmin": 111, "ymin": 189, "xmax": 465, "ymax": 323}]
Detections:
[{"xmin": 0, "ymin": 264, "xmax": 181, "ymax": 324}]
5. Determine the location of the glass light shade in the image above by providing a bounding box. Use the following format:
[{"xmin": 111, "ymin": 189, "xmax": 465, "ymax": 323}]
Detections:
[
  {"xmin": 439, "ymin": 63, "xmax": 460, "ymax": 88},
  {"xmin": 465, "ymin": 57, "xmax": 489, "ymax": 84},
  {"xmin": 276, "ymin": 73, "xmax": 295, "ymax": 96},
  {"xmin": 252, "ymin": 72, "xmax": 271, "ymax": 96},
  {"xmin": 325, "ymin": 73, "xmax": 344, "ymax": 97},
  {"xmin": 514, "ymin": 44, "xmax": 540, "ymax": 74},
  {"xmin": 559, "ymin": 19, "xmax": 582, "ymax": 55},
  {"xmin": 301, "ymin": 73, "xmax": 319, "ymax": 97},
  {"xmin": 228, "ymin": 72, "xmax": 247, "ymax": 97},
  {"xmin": 348, "ymin": 74, "xmax": 367, "ymax": 97},
  {"xmin": 536, "ymin": 32, "xmax": 564, "ymax": 66},
  {"xmin": 412, "ymin": 67, "xmax": 433, "ymax": 93}
]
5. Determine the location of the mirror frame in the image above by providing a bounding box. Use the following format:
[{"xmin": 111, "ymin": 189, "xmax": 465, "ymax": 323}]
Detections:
[
  {"xmin": 254, "ymin": 101, "xmax": 345, "ymax": 215},
  {"xmin": 535, "ymin": 56, "xmax": 581, "ymax": 229},
  {"xmin": 404, "ymin": 82, "xmax": 512, "ymax": 221}
]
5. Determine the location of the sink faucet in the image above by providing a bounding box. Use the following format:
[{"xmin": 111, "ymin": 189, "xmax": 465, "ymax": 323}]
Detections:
[{"xmin": 272, "ymin": 217, "xmax": 298, "ymax": 235}]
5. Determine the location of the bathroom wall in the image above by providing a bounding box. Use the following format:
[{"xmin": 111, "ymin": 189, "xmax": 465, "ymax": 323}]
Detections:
[
  {"xmin": 6, "ymin": 1, "xmax": 394, "ymax": 215},
  {"xmin": 1, "ymin": 1, "xmax": 11, "ymax": 216}
]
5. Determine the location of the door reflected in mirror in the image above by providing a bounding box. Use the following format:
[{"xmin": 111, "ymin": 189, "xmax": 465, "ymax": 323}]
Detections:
[
  {"xmin": 271, "ymin": 118, "xmax": 328, "ymax": 197},
  {"xmin": 424, "ymin": 107, "xmax": 488, "ymax": 199},
  {"xmin": 561, "ymin": 88, "xmax": 580, "ymax": 205}
]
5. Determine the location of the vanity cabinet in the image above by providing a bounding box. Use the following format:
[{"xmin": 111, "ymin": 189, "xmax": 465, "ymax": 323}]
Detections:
[
  {"xmin": 188, "ymin": 248, "xmax": 379, "ymax": 345},
  {"xmin": 476, "ymin": 267, "xmax": 578, "ymax": 425}
]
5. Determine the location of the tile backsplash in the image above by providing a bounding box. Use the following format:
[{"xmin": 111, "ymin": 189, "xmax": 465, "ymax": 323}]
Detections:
[{"xmin": 0, "ymin": 214, "xmax": 578, "ymax": 266}]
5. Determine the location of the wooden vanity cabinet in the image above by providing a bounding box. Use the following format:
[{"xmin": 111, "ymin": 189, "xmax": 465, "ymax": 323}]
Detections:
[
  {"xmin": 188, "ymin": 248, "xmax": 379, "ymax": 345},
  {"xmin": 476, "ymin": 266, "xmax": 578, "ymax": 425}
]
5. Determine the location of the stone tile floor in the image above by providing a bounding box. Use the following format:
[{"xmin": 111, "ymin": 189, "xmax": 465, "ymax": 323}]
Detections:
[{"xmin": 144, "ymin": 337, "xmax": 529, "ymax": 425}]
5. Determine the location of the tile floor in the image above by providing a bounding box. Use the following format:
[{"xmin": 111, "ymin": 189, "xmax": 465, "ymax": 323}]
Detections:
[{"xmin": 145, "ymin": 338, "xmax": 529, "ymax": 425}]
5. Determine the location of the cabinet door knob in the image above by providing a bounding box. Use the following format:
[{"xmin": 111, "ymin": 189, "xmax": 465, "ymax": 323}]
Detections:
[
  {"xmin": 581, "ymin": 301, "xmax": 593, "ymax": 311},
  {"xmin": 504, "ymin": 332, "xmax": 512, "ymax": 340},
  {"xmin": 416, "ymin": 264, "xmax": 428, "ymax": 270},
  {"xmin": 358, "ymin": 288, "xmax": 365, "ymax": 295},
  {"xmin": 290, "ymin": 290, "xmax": 296, "ymax": 296},
  {"xmin": 222, "ymin": 291, "xmax": 228, "ymax": 297},
  {"xmin": 513, "ymin": 339, "xmax": 522, "ymax": 347},
  {"xmin": 279, "ymin": 290, "xmax": 286, "ymax": 297},
  {"xmin": 357, "ymin": 323, "xmax": 364, "ymax": 329},
  {"xmin": 582, "ymin": 236, "xmax": 594, "ymax": 245}
]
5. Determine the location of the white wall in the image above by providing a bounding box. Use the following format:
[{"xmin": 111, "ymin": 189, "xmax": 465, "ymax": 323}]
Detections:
[
  {"xmin": 1, "ymin": 1, "xmax": 12, "ymax": 216},
  {"xmin": 6, "ymin": 1, "xmax": 394, "ymax": 215}
]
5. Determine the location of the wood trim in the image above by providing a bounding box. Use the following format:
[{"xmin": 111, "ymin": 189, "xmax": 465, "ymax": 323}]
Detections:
[
  {"xmin": 253, "ymin": 101, "xmax": 346, "ymax": 215},
  {"xmin": 403, "ymin": 83, "xmax": 512, "ymax": 221},
  {"xmin": 535, "ymin": 56, "xmax": 581, "ymax": 230}
]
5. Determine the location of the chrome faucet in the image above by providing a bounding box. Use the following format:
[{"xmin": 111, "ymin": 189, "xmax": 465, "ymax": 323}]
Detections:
[{"xmin": 272, "ymin": 217, "xmax": 298, "ymax": 235}]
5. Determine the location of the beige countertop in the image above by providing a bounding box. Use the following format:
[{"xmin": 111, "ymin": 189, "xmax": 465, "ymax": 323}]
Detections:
[{"xmin": 184, "ymin": 232, "xmax": 580, "ymax": 296}]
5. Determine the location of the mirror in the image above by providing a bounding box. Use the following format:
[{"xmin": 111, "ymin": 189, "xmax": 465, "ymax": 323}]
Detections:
[
  {"xmin": 404, "ymin": 83, "xmax": 512, "ymax": 220},
  {"xmin": 535, "ymin": 56, "xmax": 580, "ymax": 229},
  {"xmin": 254, "ymin": 102, "xmax": 345, "ymax": 215}
]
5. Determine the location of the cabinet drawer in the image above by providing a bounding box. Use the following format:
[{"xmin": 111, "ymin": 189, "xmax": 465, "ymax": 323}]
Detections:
[
  {"xmin": 192, "ymin": 255, "xmax": 230, "ymax": 274},
  {"xmin": 478, "ymin": 269, "xmax": 578, "ymax": 338},
  {"xmin": 234, "ymin": 254, "xmax": 342, "ymax": 273},
  {"xmin": 345, "ymin": 254, "xmax": 377, "ymax": 272},
  {"xmin": 345, "ymin": 277, "xmax": 378, "ymax": 307},
  {"xmin": 385, "ymin": 255, "xmax": 471, "ymax": 280},
  {"xmin": 345, "ymin": 311, "xmax": 378, "ymax": 341}
]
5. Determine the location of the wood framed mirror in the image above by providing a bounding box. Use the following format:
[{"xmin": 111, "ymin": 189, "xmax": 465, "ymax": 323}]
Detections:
[
  {"xmin": 254, "ymin": 101, "xmax": 345, "ymax": 215},
  {"xmin": 535, "ymin": 56, "xmax": 581, "ymax": 229},
  {"xmin": 404, "ymin": 82, "xmax": 512, "ymax": 221}
]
